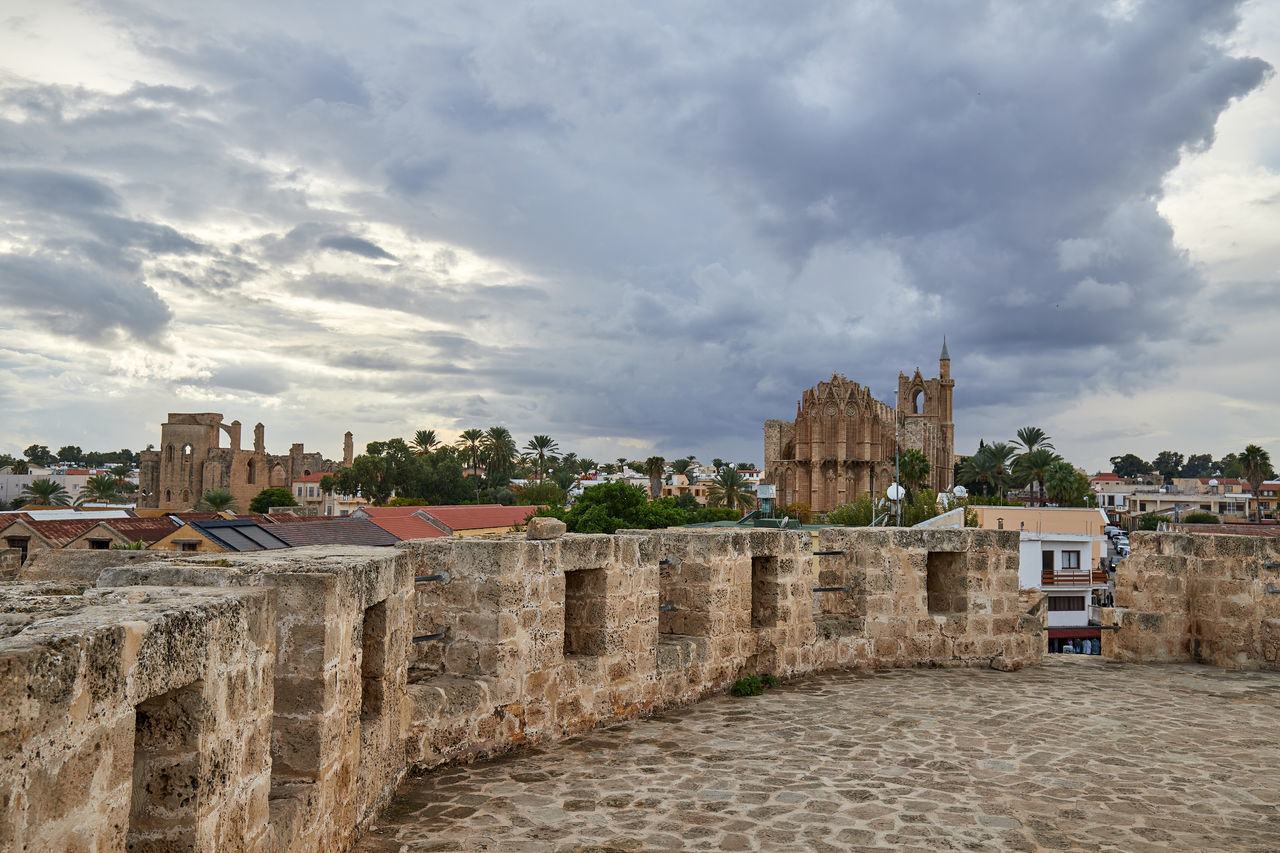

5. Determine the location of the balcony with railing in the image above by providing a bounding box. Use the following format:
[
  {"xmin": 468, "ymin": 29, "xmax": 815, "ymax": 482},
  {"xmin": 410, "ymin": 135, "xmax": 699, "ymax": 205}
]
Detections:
[{"xmin": 1041, "ymin": 568, "xmax": 1108, "ymax": 586}]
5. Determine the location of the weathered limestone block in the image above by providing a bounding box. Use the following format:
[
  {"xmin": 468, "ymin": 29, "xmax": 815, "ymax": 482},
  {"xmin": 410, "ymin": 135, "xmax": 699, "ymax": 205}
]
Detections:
[{"xmin": 526, "ymin": 517, "xmax": 567, "ymax": 540}]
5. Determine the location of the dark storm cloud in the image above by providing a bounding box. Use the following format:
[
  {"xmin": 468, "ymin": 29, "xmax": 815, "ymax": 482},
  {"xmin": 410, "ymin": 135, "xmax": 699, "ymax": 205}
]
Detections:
[
  {"xmin": 318, "ymin": 235, "xmax": 397, "ymax": 261},
  {"xmin": 0, "ymin": 0, "xmax": 1272, "ymax": 464},
  {"xmin": 0, "ymin": 254, "xmax": 171, "ymax": 343}
]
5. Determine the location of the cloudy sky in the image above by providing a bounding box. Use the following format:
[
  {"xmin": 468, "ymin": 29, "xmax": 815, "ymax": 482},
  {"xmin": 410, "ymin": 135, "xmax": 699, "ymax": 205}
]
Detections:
[{"xmin": 1, "ymin": 0, "xmax": 1276, "ymax": 473}]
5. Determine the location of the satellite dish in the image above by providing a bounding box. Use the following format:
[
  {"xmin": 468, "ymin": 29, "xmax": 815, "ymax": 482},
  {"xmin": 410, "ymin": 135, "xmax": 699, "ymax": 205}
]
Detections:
[
  {"xmin": 1208, "ymin": 479, "xmax": 1218, "ymax": 486},
  {"xmin": 953, "ymin": 485, "xmax": 967, "ymax": 499},
  {"xmin": 886, "ymin": 483, "xmax": 905, "ymax": 501}
]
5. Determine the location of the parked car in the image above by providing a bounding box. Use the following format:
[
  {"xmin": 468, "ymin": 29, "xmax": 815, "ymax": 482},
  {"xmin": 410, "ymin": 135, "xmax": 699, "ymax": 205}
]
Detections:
[{"xmin": 1104, "ymin": 525, "xmax": 1122, "ymax": 538}]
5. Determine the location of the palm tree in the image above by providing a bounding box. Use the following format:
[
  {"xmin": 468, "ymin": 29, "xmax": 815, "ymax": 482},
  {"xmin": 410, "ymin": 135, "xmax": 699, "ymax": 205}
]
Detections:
[
  {"xmin": 196, "ymin": 488, "xmax": 239, "ymax": 512},
  {"xmin": 579, "ymin": 458, "xmax": 597, "ymax": 475},
  {"xmin": 8, "ymin": 460, "xmax": 29, "ymax": 474},
  {"xmin": 482, "ymin": 426, "xmax": 518, "ymax": 482},
  {"xmin": 20, "ymin": 478, "xmax": 71, "ymax": 506},
  {"xmin": 959, "ymin": 443, "xmax": 1018, "ymax": 501},
  {"xmin": 712, "ymin": 458, "xmax": 725, "ymax": 472},
  {"xmin": 411, "ymin": 429, "xmax": 441, "ymax": 456},
  {"xmin": 897, "ymin": 449, "xmax": 931, "ymax": 498},
  {"xmin": 1013, "ymin": 447, "xmax": 1062, "ymax": 506},
  {"xmin": 669, "ymin": 458, "xmax": 693, "ymax": 482},
  {"xmin": 456, "ymin": 429, "xmax": 485, "ymax": 476},
  {"xmin": 559, "ymin": 452, "xmax": 580, "ymax": 477},
  {"xmin": 524, "ymin": 435, "xmax": 559, "ymax": 480},
  {"xmin": 1239, "ymin": 444, "xmax": 1274, "ymax": 521},
  {"xmin": 1012, "ymin": 426, "xmax": 1054, "ymax": 454},
  {"xmin": 706, "ymin": 466, "xmax": 756, "ymax": 511},
  {"xmin": 616, "ymin": 457, "xmax": 629, "ymax": 472},
  {"xmin": 76, "ymin": 473, "xmax": 122, "ymax": 505},
  {"xmin": 642, "ymin": 456, "xmax": 666, "ymax": 500},
  {"xmin": 1045, "ymin": 461, "xmax": 1082, "ymax": 505}
]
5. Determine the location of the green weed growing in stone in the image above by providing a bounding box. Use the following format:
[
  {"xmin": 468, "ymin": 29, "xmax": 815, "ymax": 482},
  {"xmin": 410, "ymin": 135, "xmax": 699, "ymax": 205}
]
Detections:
[{"xmin": 730, "ymin": 675, "xmax": 763, "ymax": 696}]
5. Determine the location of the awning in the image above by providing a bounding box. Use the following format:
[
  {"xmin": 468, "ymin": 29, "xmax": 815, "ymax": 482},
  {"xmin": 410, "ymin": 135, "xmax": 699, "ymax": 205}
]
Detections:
[{"xmin": 1047, "ymin": 627, "xmax": 1102, "ymax": 640}]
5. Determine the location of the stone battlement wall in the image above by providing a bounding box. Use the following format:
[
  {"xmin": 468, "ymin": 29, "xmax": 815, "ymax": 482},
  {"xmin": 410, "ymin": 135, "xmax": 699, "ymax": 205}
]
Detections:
[
  {"xmin": 1102, "ymin": 532, "xmax": 1280, "ymax": 670},
  {"xmin": 5, "ymin": 527, "xmax": 1039, "ymax": 852}
]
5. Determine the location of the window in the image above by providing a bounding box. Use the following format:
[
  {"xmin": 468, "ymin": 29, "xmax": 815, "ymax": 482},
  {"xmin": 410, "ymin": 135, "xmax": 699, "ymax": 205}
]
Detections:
[
  {"xmin": 1048, "ymin": 596, "xmax": 1085, "ymax": 611},
  {"xmin": 308, "ymin": 487, "xmax": 316, "ymax": 498},
  {"xmin": 89, "ymin": 539, "xmax": 110, "ymax": 550},
  {"xmin": 179, "ymin": 542, "xmax": 198, "ymax": 552},
  {"xmin": 1061, "ymin": 550, "xmax": 1080, "ymax": 570}
]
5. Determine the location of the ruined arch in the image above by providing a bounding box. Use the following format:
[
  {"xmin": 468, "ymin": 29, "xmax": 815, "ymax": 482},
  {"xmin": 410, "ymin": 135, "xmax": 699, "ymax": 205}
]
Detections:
[
  {"xmin": 247, "ymin": 459, "xmax": 257, "ymax": 485},
  {"xmin": 270, "ymin": 465, "xmax": 286, "ymax": 488}
]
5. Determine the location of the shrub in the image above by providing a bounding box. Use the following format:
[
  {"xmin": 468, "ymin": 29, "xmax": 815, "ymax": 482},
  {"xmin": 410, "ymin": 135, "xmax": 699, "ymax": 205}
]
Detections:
[
  {"xmin": 730, "ymin": 675, "xmax": 763, "ymax": 697},
  {"xmin": 389, "ymin": 497, "xmax": 429, "ymax": 506},
  {"xmin": 761, "ymin": 673, "xmax": 779, "ymax": 688},
  {"xmin": 1137, "ymin": 513, "xmax": 1162, "ymax": 531},
  {"xmin": 1182, "ymin": 511, "xmax": 1219, "ymax": 524}
]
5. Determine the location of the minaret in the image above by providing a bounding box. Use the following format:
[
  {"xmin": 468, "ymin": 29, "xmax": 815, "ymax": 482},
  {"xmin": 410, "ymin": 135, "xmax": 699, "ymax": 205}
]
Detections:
[{"xmin": 939, "ymin": 338, "xmax": 955, "ymax": 489}]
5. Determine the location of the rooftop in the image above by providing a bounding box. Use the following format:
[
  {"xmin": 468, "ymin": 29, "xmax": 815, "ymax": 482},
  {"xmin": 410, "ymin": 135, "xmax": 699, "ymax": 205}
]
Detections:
[{"xmin": 359, "ymin": 658, "xmax": 1280, "ymax": 852}]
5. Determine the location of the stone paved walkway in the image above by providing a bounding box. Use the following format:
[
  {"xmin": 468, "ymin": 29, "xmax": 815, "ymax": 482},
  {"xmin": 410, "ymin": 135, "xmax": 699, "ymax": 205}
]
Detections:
[{"xmin": 357, "ymin": 658, "xmax": 1280, "ymax": 852}]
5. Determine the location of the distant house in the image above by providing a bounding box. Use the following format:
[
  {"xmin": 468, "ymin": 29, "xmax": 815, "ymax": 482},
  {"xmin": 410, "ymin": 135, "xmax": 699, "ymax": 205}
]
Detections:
[
  {"xmin": 150, "ymin": 519, "xmax": 291, "ymax": 553},
  {"xmin": 64, "ymin": 518, "xmax": 180, "ymax": 550},
  {"xmin": 290, "ymin": 472, "xmax": 368, "ymax": 517}
]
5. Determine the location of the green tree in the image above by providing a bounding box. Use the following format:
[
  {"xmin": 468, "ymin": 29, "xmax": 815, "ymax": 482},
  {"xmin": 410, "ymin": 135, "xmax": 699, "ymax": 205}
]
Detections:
[
  {"xmin": 1216, "ymin": 453, "xmax": 1243, "ymax": 478},
  {"xmin": 57, "ymin": 445, "xmax": 83, "ymax": 464},
  {"xmin": 1012, "ymin": 426, "xmax": 1054, "ymax": 454},
  {"xmin": 706, "ymin": 465, "xmax": 756, "ymax": 511},
  {"xmin": 249, "ymin": 487, "xmax": 298, "ymax": 514},
  {"xmin": 535, "ymin": 481, "xmax": 689, "ymax": 533},
  {"xmin": 642, "ymin": 456, "xmax": 666, "ymax": 500},
  {"xmin": 550, "ymin": 468, "xmax": 576, "ymax": 491},
  {"xmin": 897, "ymin": 449, "xmax": 931, "ymax": 498},
  {"xmin": 515, "ymin": 481, "xmax": 567, "ymax": 506},
  {"xmin": 1182, "ymin": 511, "xmax": 1219, "ymax": 524},
  {"xmin": 20, "ymin": 478, "xmax": 71, "ymax": 506},
  {"xmin": 8, "ymin": 460, "xmax": 29, "ymax": 474},
  {"xmin": 455, "ymin": 429, "xmax": 485, "ymax": 476},
  {"xmin": 1238, "ymin": 444, "xmax": 1274, "ymax": 521},
  {"xmin": 23, "ymin": 444, "xmax": 55, "ymax": 466},
  {"xmin": 669, "ymin": 458, "xmax": 693, "ymax": 481},
  {"xmin": 578, "ymin": 458, "xmax": 597, "ymax": 475},
  {"xmin": 1110, "ymin": 454, "xmax": 1151, "ymax": 479},
  {"xmin": 411, "ymin": 429, "xmax": 441, "ymax": 456},
  {"xmin": 1137, "ymin": 513, "xmax": 1163, "ymax": 531},
  {"xmin": 76, "ymin": 473, "xmax": 123, "ymax": 505},
  {"xmin": 826, "ymin": 494, "xmax": 876, "ymax": 526},
  {"xmin": 523, "ymin": 435, "xmax": 560, "ymax": 480},
  {"xmin": 196, "ymin": 488, "xmax": 239, "ymax": 512},
  {"xmin": 1152, "ymin": 451, "xmax": 1185, "ymax": 483},
  {"xmin": 1045, "ymin": 462, "xmax": 1090, "ymax": 506},
  {"xmin": 1181, "ymin": 453, "xmax": 1213, "ymax": 478},
  {"xmin": 482, "ymin": 427, "xmax": 518, "ymax": 485},
  {"xmin": 1013, "ymin": 447, "xmax": 1061, "ymax": 506},
  {"xmin": 959, "ymin": 442, "xmax": 1018, "ymax": 500}
]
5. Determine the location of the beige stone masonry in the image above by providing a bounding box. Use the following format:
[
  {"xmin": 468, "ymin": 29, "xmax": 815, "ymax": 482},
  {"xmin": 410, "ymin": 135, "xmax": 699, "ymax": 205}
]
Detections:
[
  {"xmin": 0, "ymin": 582, "xmax": 275, "ymax": 853},
  {"xmin": 1104, "ymin": 531, "xmax": 1280, "ymax": 670}
]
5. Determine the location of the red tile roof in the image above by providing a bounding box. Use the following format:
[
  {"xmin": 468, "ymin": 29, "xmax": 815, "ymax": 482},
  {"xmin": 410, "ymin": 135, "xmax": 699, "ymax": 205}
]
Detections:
[
  {"xmin": 92, "ymin": 518, "xmax": 179, "ymax": 545},
  {"xmin": 1090, "ymin": 473, "xmax": 1123, "ymax": 481},
  {"xmin": 419, "ymin": 505, "xmax": 541, "ymax": 532},
  {"xmin": 363, "ymin": 515, "xmax": 449, "ymax": 541}
]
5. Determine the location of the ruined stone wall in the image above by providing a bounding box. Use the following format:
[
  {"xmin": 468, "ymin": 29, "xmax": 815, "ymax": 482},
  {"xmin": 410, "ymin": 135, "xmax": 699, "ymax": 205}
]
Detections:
[
  {"xmin": 1103, "ymin": 532, "xmax": 1280, "ymax": 670},
  {"xmin": 0, "ymin": 582, "xmax": 275, "ymax": 852},
  {"xmin": 399, "ymin": 527, "xmax": 1039, "ymax": 777},
  {"xmin": 98, "ymin": 547, "xmax": 414, "ymax": 853},
  {"xmin": 12, "ymin": 527, "xmax": 1038, "ymax": 852}
]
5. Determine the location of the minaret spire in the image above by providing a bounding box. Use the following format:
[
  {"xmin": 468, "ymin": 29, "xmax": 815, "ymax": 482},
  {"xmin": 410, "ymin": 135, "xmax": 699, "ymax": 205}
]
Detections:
[{"xmin": 940, "ymin": 336, "xmax": 950, "ymax": 362}]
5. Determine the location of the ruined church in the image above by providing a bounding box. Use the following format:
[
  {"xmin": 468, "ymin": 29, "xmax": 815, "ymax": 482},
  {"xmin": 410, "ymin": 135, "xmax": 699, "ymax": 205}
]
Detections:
[
  {"xmin": 763, "ymin": 343, "xmax": 954, "ymax": 513},
  {"xmin": 137, "ymin": 413, "xmax": 353, "ymax": 511}
]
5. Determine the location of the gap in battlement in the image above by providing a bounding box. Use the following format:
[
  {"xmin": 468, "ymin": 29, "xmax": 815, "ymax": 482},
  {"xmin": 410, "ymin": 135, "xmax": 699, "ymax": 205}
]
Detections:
[
  {"xmin": 926, "ymin": 552, "xmax": 966, "ymax": 615},
  {"xmin": 361, "ymin": 599, "xmax": 388, "ymax": 722},
  {"xmin": 564, "ymin": 567, "xmax": 606, "ymax": 657},
  {"xmin": 751, "ymin": 556, "xmax": 779, "ymax": 629},
  {"xmin": 129, "ymin": 681, "xmax": 204, "ymax": 850}
]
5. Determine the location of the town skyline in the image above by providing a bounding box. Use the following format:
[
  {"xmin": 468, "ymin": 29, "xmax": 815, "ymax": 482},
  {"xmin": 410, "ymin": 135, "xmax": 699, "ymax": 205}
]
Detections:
[{"xmin": 1, "ymin": 2, "xmax": 1278, "ymax": 474}]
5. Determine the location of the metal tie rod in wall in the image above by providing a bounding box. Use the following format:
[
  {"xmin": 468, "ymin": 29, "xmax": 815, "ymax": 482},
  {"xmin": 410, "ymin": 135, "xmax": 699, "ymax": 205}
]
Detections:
[
  {"xmin": 415, "ymin": 572, "xmax": 449, "ymax": 583},
  {"xmin": 813, "ymin": 550, "xmax": 845, "ymax": 556},
  {"xmin": 1266, "ymin": 561, "xmax": 1280, "ymax": 569},
  {"xmin": 658, "ymin": 557, "xmax": 682, "ymax": 567},
  {"xmin": 1267, "ymin": 586, "xmax": 1280, "ymax": 596},
  {"xmin": 813, "ymin": 586, "xmax": 851, "ymax": 593},
  {"xmin": 658, "ymin": 602, "xmax": 676, "ymax": 612},
  {"xmin": 412, "ymin": 631, "xmax": 446, "ymax": 643}
]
